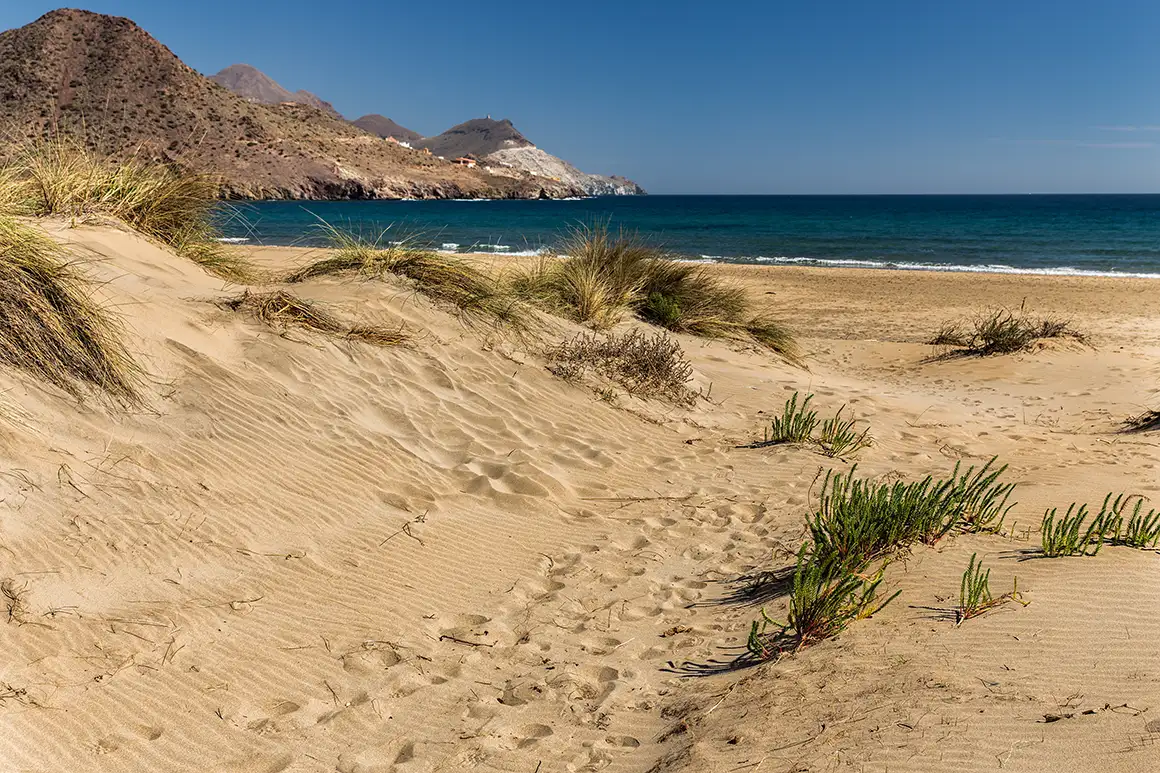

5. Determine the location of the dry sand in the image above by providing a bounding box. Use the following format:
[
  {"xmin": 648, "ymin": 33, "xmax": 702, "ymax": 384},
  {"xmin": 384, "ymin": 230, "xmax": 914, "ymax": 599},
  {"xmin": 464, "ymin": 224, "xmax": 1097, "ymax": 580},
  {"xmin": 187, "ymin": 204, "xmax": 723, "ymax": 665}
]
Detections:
[{"xmin": 0, "ymin": 224, "xmax": 1158, "ymax": 772}]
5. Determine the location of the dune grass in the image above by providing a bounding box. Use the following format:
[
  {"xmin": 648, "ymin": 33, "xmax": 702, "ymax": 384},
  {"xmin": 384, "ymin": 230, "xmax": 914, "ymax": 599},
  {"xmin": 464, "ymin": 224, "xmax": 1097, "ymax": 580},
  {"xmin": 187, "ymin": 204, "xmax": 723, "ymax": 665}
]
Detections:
[
  {"xmin": 284, "ymin": 223, "xmax": 532, "ymax": 329},
  {"xmin": 0, "ymin": 138, "xmax": 253, "ymax": 281},
  {"xmin": 956, "ymin": 553, "xmax": 1025, "ymax": 624},
  {"xmin": 0, "ymin": 217, "xmax": 140, "ymax": 401},
  {"xmin": 545, "ymin": 329, "xmax": 699, "ymax": 405},
  {"xmin": 510, "ymin": 225, "xmax": 800, "ymax": 362},
  {"xmin": 930, "ymin": 309, "xmax": 1085, "ymax": 356},
  {"xmin": 220, "ymin": 290, "xmax": 408, "ymax": 346}
]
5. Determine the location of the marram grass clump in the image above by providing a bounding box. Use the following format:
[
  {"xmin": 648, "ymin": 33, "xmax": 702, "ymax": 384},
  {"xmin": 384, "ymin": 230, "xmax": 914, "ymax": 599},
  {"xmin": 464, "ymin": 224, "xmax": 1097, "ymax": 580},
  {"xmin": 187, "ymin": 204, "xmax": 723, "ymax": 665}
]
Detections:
[
  {"xmin": 511, "ymin": 225, "xmax": 800, "ymax": 362},
  {"xmin": 285, "ymin": 223, "xmax": 532, "ymax": 329},
  {"xmin": 0, "ymin": 217, "xmax": 140, "ymax": 401},
  {"xmin": 1, "ymin": 138, "xmax": 253, "ymax": 281},
  {"xmin": 545, "ymin": 329, "xmax": 700, "ymax": 405},
  {"xmin": 220, "ymin": 290, "xmax": 408, "ymax": 347}
]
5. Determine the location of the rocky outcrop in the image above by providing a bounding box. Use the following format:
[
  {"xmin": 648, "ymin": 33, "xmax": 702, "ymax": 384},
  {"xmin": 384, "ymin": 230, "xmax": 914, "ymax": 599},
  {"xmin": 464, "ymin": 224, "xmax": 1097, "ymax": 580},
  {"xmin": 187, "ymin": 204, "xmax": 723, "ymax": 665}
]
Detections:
[{"xmin": 485, "ymin": 147, "xmax": 646, "ymax": 196}]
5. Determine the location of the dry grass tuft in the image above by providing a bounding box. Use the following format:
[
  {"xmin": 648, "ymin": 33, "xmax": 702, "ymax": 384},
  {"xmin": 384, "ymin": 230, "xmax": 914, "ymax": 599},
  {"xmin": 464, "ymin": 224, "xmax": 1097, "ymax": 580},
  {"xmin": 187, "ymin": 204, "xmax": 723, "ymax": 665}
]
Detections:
[
  {"xmin": 0, "ymin": 138, "xmax": 254, "ymax": 282},
  {"xmin": 1122, "ymin": 409, "xmax": 1160, "ymax": 433},
  {"xmin": 0, "ymin": 217, "xmax": 140, "ymax": 401},
  {"xmin": 546, "ymin": 329, "xmax": 701, "ymax": 405},
  {"xmin": 219, "ymin": 290, "xmax": 408, "ymax": 346},
  {"xmin": 513, "ymin": 225, "xmax": 799, "ymax": 362},
  {"xmin": 929, "ymin": 309, "xmax": 1085, "ymax": 356},
  {"xmin": 285, "ymin": 223, "xmax": 533, "ymax": 330}
]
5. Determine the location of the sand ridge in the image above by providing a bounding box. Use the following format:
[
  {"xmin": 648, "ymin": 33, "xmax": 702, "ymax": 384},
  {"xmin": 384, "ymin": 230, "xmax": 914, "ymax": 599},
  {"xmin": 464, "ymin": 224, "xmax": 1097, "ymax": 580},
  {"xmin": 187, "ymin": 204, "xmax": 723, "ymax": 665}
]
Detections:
[{"xmin": 0, "ymin": 225, "xmax": 1157, "ymax": 772}]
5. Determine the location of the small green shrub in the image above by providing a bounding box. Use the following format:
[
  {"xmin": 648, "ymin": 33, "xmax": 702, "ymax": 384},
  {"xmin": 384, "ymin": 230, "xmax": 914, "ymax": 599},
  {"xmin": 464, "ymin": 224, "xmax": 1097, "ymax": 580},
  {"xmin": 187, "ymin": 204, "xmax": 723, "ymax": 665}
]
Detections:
[
  {"xmin": 808, "ymin": 458, "xmax": 1015, "ymax": 570},
  {"xmin": 957, "ymin": 553, "xmax": 1025, "ymax": 624},
  {"xmin": 1040, "ymin": 500, "xmax": 1115, "ymax": 557},
  {"xmin": 761, "ymin": 392, "xmax": 819, "ymax": 444},
  {"xmin": 747, "ymin": 545, "xmax": 898, "ymax": 658},
  {"xmin": 818, "ymin": 406, "xmax": 873, "ymax": 458},
  {"xmin": 929, "ymin": 309, "xmax": 1084, "ymax": 356},
  {"xmin": 1109, "ymin": 496, "xmax": 1160, "ymax": 548}
]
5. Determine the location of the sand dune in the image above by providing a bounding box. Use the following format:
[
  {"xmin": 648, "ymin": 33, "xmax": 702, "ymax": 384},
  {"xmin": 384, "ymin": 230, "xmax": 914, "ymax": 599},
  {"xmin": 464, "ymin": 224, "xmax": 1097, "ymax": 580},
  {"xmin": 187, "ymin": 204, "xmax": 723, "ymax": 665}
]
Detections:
[{"xmin": 0, "ymin": 222, "xmax": 1158, "ymax": 772}]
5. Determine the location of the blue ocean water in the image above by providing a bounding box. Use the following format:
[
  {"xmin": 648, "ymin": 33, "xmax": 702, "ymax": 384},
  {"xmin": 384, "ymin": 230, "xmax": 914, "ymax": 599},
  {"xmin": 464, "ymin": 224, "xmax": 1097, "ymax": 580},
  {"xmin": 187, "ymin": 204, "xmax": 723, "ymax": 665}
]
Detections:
[{"xmin": 218, "ymin": 195, "xmax": 1160, "ymax": 277}]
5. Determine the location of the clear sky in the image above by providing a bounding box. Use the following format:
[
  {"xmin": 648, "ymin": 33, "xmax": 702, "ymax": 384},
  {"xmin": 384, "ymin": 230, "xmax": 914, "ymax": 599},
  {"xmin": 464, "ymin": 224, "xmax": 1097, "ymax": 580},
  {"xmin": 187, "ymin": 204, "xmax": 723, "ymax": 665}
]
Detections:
[{"xmin": 3, "ymin": 1, "xmax": 1159, "ymax": 194}]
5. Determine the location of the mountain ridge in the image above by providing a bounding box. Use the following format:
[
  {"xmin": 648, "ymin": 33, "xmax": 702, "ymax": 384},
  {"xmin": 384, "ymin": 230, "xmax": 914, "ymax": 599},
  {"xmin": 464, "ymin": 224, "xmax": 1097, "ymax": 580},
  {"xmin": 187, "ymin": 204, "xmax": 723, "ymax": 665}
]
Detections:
[{"xmin": 0, "ymin": 9, "xmax": 586, "ymax": 200}]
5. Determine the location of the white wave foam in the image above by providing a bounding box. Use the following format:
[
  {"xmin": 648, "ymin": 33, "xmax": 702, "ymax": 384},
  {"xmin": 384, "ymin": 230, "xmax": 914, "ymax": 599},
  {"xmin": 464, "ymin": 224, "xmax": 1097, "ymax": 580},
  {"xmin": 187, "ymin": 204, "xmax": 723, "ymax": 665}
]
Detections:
[
  {"xmin": 215, "ymin": 237, "xmax": 250, "ymax": 244},
  {"xmin": 699, "ymin": 254, "xmax": 1160, "ymax": 279}
]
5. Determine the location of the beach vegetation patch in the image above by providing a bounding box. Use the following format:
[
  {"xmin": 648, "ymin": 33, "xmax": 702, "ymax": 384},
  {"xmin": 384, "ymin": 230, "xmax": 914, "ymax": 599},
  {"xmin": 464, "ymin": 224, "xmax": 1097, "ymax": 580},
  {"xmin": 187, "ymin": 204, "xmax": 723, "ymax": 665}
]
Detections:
[
  {"xmin": 515, "ymin": 225, "xmax": 800, "ymax": 362},
  {"xmin": 0, "ymin": 217, "xmax": 140, "ymax": 401},
  {"xmin": 956, "ymin": 553, "xmax": 1025, "ymax": 624},
  {"xmin": 760, "ymin": 391, "xmax": 820, "ymax": 444},
  {"xmin": 1, "ymin": 138, "xmax": 253, "ymax": 282},
  {"xmin": 286, "ymin": 222, "xmax": 531, "ymax": 329},
  {"xmin": 545, "ymin": 329, "xmax": 699, "ymax": 405},
  {"xmin": 1040, "ymin": 493, "xmax": 1160, "ymax": 555},
  {"xmin": 747, "ymin": 545, "xmax": 898, "ymax": 658},
  {"xmin": 1122, "ymin": 409, "xmax": 1160, "ymax": 433},
  {"xmin": 818, "ymin": 405, "xmax": 874, "ymax": 458},
  {"xmin": 746, "ymin": 458, "xmax": 1015, "ymax": 660},
  {"xmin": 929, "ymin": 309, "xmax": 1085, "ymax": 356},
  {"xmin": 220, "ymin": 290, "xmax": 408, "ymax": 346}
]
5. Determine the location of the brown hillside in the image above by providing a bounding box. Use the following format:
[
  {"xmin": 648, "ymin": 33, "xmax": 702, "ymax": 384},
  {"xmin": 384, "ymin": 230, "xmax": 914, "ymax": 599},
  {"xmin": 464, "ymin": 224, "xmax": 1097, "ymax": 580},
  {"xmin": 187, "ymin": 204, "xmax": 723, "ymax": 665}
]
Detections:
[
  {"xmin": 211, "ymin": 63, "xmax": 343, "ymax": 120},
  {"xmin": 351, "ymin": 114, "xmax": 423, "ymax": 144},
  {"xmin": 0, "ymin": 10, "xmax": 582, "ymax": 200}
]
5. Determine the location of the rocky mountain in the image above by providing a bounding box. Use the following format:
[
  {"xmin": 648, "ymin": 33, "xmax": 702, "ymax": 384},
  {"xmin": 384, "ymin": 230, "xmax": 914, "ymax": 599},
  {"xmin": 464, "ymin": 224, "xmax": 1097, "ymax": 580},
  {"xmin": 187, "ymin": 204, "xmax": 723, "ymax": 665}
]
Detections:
[
  {"xmin": 350, "ymin": 114, "xmax": 422, "ymax": 144},
  {"xmin": 419, "ymin": 118, "xmax": 645, "ymax": 196},
  {"xmin": 210, "ymin": 63, "xmax": 341, "ymax": 119},
  {"xmin": 0, "ymin": 10, "xmax": 583, "ymax": 200}
]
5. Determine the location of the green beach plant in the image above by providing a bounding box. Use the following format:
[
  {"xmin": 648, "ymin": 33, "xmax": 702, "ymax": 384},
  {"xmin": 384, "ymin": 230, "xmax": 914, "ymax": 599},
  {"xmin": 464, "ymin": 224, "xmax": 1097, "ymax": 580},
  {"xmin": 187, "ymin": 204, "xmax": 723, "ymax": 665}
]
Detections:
[
  {"xmin": 817, "ymin": 406, "xmax": 873, "ymax": 458},
  {"xmin": 760, "ymin": 392, "xmax": 819, "ymax": 445},
  {"xmin": 746, "ymin": 545, "xmax": 899, "ymax": 658},
  {"xmin": 807, "ymin": 458, "xmax": 1016, "ymax": 570},
  {"xmin": 1108, "ymin": 495, "xmax": 1160, "ymax": 548},
  {"xmin": 1040, "ymin": 500, "xmax": 1116, "ymax": 557},
  {"xmin": 956, "ymin": 553, "xmax": 1025, "ymax": 625}
]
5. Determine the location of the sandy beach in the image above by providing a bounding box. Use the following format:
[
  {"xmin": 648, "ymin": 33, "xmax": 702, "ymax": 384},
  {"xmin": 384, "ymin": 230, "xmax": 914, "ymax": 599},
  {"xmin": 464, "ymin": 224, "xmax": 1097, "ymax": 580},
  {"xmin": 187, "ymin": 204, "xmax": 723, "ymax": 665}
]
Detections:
[{"xmin": 1, "ymin": 224, "xmax": 1158, "ymax": 773}]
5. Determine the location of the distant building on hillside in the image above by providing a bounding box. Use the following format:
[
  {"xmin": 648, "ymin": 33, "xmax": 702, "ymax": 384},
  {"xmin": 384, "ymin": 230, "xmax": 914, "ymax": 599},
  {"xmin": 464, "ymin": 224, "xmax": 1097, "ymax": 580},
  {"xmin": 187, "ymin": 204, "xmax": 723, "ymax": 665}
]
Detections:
[
  {"xmin": 452, "ymin": 156, "xmax": 477, "ymax": 168},
  {"xmin": 420, "ymin": 147, "xmax": 432, "ymax": 155}
]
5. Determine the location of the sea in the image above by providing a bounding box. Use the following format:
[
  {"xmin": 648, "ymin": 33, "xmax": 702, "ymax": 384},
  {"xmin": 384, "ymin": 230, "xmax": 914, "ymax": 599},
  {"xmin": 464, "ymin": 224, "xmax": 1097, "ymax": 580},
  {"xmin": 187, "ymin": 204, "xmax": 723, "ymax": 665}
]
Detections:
[{"xmin": 216, "ymin": 195, "xmax": 1160, "ymax": 278}]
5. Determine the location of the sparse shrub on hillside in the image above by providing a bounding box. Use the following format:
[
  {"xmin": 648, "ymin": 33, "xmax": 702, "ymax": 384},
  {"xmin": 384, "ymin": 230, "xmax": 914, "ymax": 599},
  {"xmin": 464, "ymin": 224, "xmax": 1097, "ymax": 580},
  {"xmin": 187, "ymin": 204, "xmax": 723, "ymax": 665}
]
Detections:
[
  {"xmin": 220, "ymin": 290, "xmax": 408, "ymax": 346},
  {"xmin": 545, "ymin": 329, "xmax": 699, "ymax": 405},
  {"xmin": 929, "ymin": 309, "xmax": 1085, "ymax": 356},
  {"xmin": 513, "ymin": 225, "xmax": 800, "ymax": 362},
  {"xmin": 285, "ymin": 223, "xmax": 531, "ymax": 329},
  {"xmin": 0, "ymin": 217, "xmax": 140, "ymax": 401},
  {"xmin": 0, "ymin": 138, "xmax": 253, "ymax": 281}
]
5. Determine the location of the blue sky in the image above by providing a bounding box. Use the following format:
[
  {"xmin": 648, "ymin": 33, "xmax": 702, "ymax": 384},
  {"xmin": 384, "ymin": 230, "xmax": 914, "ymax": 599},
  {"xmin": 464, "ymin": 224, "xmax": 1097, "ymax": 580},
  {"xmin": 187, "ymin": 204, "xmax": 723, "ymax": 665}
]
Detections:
[{"xmin": 4, "ymin": 1, "xmax": 1159, "ymax": 194}]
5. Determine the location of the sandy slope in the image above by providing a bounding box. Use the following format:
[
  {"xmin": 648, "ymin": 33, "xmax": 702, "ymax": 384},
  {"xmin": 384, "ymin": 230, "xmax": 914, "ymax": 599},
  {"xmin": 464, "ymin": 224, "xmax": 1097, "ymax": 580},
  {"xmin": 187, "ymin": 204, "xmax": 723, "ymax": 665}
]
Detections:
[{"xmin": 0, "ymin": 224, "xmax": 1158, "ymax": 773}]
